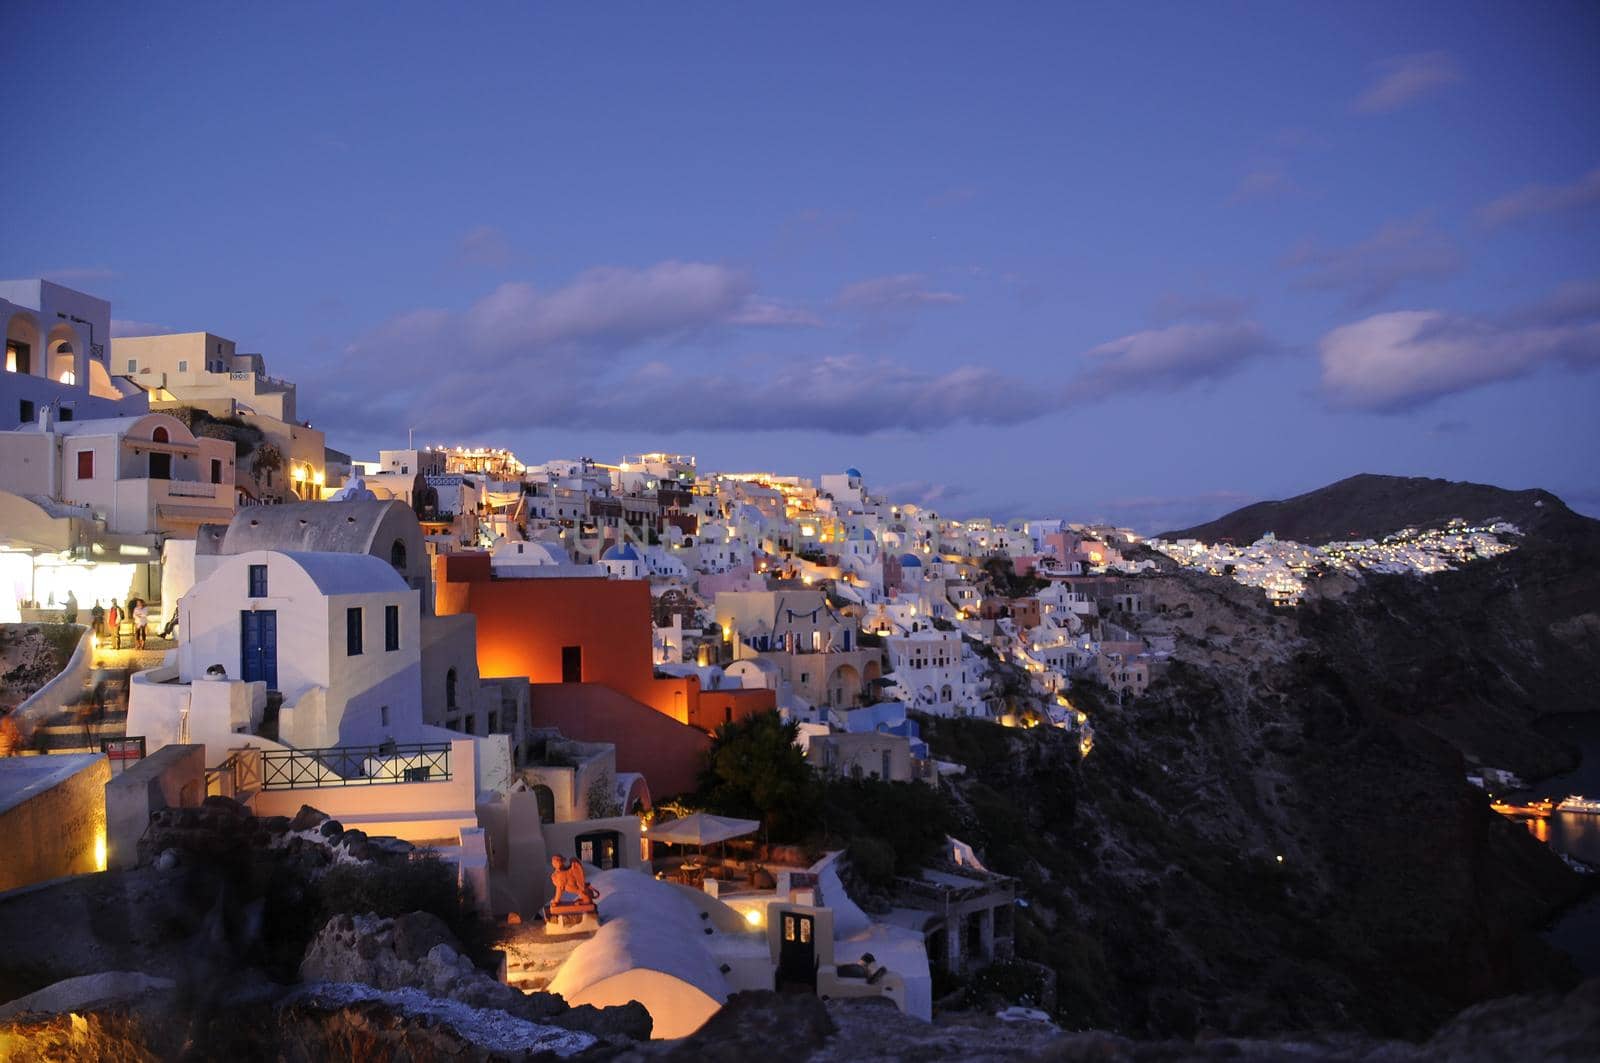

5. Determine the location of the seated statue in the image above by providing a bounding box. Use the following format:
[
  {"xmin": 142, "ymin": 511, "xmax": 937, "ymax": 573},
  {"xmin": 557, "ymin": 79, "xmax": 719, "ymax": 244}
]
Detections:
[{"xmin": 545, "ymin": 855, "xmax": 599, "ymax": 920}]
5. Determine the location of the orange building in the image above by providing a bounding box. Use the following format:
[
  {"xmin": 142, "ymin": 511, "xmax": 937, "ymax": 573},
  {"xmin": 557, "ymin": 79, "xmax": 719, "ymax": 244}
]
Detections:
[{"xmin": 433, "ymin": 554, "xmax": 773, "ymax": 796}]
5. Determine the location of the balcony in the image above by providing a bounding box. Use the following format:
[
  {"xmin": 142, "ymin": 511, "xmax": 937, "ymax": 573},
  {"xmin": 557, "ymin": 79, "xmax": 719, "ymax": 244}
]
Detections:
[{"xmin": 259, "ymin": 742, "xmax": 453, "ymax": 789}]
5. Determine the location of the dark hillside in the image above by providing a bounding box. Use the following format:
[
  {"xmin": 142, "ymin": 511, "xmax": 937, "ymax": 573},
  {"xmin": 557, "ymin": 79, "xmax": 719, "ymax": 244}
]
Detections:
[{"xmin": 1163, "ymin": 473, "xmax": 1578, "ymax": 545}]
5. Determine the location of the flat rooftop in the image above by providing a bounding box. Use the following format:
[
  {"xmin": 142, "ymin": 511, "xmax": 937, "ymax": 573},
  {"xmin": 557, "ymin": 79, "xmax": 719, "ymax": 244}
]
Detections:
[{"xmin": 0, "ymin": 754, "xmax": 106, "ymax": 816}]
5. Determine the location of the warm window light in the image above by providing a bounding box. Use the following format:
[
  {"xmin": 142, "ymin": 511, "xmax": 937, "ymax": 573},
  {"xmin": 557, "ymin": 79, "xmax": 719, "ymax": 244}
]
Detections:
[
  {"xmin": 291, "ymin": 465, "xmax": 308, "ymax": 482},
  {"xmin": 312, "ymin": 470, "xmax": 325, "ymax": 485},
  {"xmin": 60, "ymin": 370, "xmax": 76, "ymax": 385}
]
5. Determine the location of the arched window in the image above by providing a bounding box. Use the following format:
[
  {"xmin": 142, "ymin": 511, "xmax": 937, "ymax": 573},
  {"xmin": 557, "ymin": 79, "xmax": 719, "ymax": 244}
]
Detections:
[
  {"xmin": 390, "ymin": 538, "xmax": 407, "ymax": 571},
  {"xmin": 446, "ymin": 667, "xmax": 457, "ymax": 709},
  {"xmin": 152, "ymin": 426, "xmax": 170, "ymax": 444}
]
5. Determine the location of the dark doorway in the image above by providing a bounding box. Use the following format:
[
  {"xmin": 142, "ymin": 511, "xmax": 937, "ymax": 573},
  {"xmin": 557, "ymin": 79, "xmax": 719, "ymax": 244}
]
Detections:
[
  {"xmin": 241, "ymin": 609, "xmax": 278, "ymax": 689},
  {"xmin": 532, "ymin": 785, "xmax": 556, "ymax": 825},
  {"xmin": 575, "ymin": 830, "xmax": 621, "ymax": 870},
  {"xmin": 148, "ymin": 451, "xmax": 171, "ymax": 479},
  {"xmin": 561, "ymin": 645, "xmax": 582, "ymax": 683},
  {"xmin": 777, "ymin": 912, "xmax": 817, "ymax": 989}
]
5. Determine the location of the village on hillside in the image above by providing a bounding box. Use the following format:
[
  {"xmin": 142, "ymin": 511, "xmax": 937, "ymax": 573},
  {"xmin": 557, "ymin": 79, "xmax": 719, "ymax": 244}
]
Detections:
[{"xmin": 0, "ymin": 278, "xmax": 1528, "ymax": 1039}]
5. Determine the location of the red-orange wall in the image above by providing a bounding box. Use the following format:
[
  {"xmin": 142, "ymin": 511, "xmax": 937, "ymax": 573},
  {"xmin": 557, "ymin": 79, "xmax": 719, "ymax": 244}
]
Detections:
[
  {"xmin": 528, "ymin": 683, "xmax": 709, "ymax": 798},
  {"xmin": 434, "ymin": 555, "xmax": 727, "ymax": 729},
  {"xmin": 691, "ymin": 688, "xmax": 777, "ymax": 732}
]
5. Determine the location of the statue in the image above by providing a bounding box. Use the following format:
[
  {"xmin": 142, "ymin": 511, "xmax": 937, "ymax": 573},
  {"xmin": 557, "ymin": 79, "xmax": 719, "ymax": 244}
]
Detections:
[{"xmin": 544, "ymin": 855, "xmax": 599, "ymax": 924}]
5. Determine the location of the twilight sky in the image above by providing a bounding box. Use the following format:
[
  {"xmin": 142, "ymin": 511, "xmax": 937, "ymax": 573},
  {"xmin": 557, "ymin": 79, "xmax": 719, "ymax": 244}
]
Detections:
[{"xmin": 6, "ymin": 3, "xmax": 1598, "ymax": 530}]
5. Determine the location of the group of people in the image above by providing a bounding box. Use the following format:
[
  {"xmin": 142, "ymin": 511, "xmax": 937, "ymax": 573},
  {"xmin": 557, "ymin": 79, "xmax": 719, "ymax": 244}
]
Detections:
[{"xmin": 86, "ymin": 596, "xmax": 153, "ymax": 650}]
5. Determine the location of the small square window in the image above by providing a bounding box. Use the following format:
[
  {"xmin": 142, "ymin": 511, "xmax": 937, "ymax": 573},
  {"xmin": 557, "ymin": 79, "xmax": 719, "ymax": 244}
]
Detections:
[
  {"xmin": 126, "ymin": 359, "xmax": 137, "ymax": 372},
  {"xmin": 177, "ymin": 360, "xmax": 188, "ymax": 373},
  {"xmin": 347, "ymin": 607, "xmax": 363, "ymax": 655},
  {"xmin": 248, "ymin": 564, "xmax": 267, "ymax": 598},
  {"xmin": 20, "ymin": 400, "xmax": 35, "ymax": 423}
]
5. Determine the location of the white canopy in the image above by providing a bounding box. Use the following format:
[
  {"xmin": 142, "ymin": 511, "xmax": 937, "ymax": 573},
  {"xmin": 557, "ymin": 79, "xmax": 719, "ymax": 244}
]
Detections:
[{"xmin": 648, "ymin": 812, "xmax": 759, "ymax": 847}]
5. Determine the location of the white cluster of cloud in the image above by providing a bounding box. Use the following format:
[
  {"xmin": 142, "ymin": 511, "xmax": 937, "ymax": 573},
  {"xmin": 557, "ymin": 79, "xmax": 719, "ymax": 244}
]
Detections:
[
  {"xmin": 1318, "ymin": 282, "xmax": 1600, "ymax": 411},
  {"xmin": 835, "ymin": 273, "xmax": 963, "ymax": 310}
]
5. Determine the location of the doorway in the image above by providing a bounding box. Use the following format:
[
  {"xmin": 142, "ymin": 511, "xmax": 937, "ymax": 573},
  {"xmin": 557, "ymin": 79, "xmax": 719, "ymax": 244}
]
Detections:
[
  {"xmin": 241, "ymin": 610, "xmax": 278, "ymax": 689},
  {"xmin": 777, "ymin": 912, "xmax": 817, "ymax": 989},
  {"xmin": 561, "ymin": 645, "xmax": 582, "ymax": 683}
]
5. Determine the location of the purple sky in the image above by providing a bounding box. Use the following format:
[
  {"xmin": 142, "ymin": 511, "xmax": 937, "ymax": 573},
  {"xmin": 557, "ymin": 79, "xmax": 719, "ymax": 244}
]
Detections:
[{"xmin": 6, "ymin": 3, "xmax": 1598, "ymax": 529}]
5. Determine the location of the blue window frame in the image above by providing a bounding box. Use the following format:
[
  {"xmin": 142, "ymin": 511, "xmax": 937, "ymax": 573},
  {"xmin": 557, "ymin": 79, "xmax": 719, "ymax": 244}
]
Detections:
[{"xmin": 248, "ymin": 564, "xmax": 268, "ymax": 598}]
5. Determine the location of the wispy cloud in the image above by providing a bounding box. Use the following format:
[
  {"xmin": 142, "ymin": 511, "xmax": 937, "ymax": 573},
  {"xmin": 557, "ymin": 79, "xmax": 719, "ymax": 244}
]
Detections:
[
  {"xmin": 1229, "ymin": 166, "xmax": 1297, "ymax": 205},
  {"xmin": 835, "ymin": 274, "xmax": 963, "ymax": 310},
  {"xmin": 727, "ymin": 297, "xmax": 824, "ymax": 328},
  {"xmin": 1355, "ymin": 51, "xmax": 1462, "ymax": 113},
  {"xmin": 925, "ymin": 185, "xmax": 977, "ymax": 209},
  {"xmin": 1091, "ymin": 490, "xmax": 1259, "ymax": 535},
  {"xmin": 1318, "ymin": 281, "xmax": 1600, "ymax": 411},
  {"xmin": 1285, "ymin": 217, "xmax": 1462, "ymax": 308},
  {"xmin": 455, "ymin": 225, "xmax": 514, "ymax": 268},
  {"xmin": 1065, "ymin": 320, "xmax": 1276, "ymax": 402},
  {"xmin": 1476, "ymin": 166, "xmax": 1600, "ymax": 228},
  {"xmin": 878, "ymin": 479, "xmax": 976, "ymax": 509},
  {"xmin": 110, "ymin": 319, "xmax": 177, "ymax": 337},
  {"xmin": 40, "ymin": 267, "xmax": 120, "ymax": 285}
]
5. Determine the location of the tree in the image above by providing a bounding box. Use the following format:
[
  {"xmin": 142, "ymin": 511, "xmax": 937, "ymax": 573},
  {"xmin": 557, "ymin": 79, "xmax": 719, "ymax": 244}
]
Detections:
[
  {"xmin": 696, "ymin": 711, "xmax": 817, "ymax": 841},
  {"xmin": 585, "ymin": 770, "xmax": 621, "ymax": 819}
]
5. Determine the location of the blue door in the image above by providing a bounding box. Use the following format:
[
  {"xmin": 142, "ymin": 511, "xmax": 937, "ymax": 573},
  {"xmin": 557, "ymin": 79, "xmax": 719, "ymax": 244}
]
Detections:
[{"xmin": 241, "ymin": 610, "xmax": 278, "ymax": 689}]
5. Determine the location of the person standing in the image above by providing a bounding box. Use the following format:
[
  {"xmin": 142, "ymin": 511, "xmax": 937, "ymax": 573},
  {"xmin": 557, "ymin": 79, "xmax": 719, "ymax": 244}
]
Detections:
[
  {"xmin": 132, "ymin": 599, "xmax": 149, "ymax": 650},
  {"xmin": 107, "ymin": 600, "xmax": 122, "ymax": 649},
  {"xmin": 91, "ymin": 600, "xmax": 106, "ymax": 639},
  {"xmin": 63, "ymin": 591, "xmax": 78, "ymax": 627}
]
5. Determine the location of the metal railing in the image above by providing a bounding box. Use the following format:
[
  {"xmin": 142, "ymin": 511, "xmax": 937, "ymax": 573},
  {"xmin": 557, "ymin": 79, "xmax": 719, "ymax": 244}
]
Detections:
[{"xmin": 258, "ymin": 742, "xmax": 451, "ymax": 790}]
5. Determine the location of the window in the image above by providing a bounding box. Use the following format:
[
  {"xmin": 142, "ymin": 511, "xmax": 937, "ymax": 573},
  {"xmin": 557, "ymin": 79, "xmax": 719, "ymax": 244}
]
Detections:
[
  {"xmin": 152, "ymin": 426, "xmax": 169, "ymax": 444},
  {"xmin": 19, "ymin": 400, "xmax": 34, "ymax": 424},
  {"xmin": 76, "ymin": 451, "xmax": 94, "ymax": 479},
  {"xmin": 126, "ymin": 359, "xmax": 137, "ymax": 372},
  {"xmin": 390, "ymin": 539, "xmax": 407, "ymax": 572},
  {"xmin": 446, "ymin": 667, "xmax": 457, "ymax": 708},
  {"xmin": 58, "ymin": 407, "xmax": 72, "ymax": 422},
  {"xmin": 380, "ymin": 705, "xmax": 390, "ymax": 727},
  {"xmin": 561, "ymin": 646, "xmax": 582, "ymax": 683},
  {"xmin": 210, "ymin": 458, "xmax": 223, "ymax": 484},
  {"xmin": 248, "ymin": 564, "xmax": 268, "ymax": 598},
  {"xmin": 177, "ymin": 360, "xmax": 188, "ymax": 373},
  {"xmin": 346, "ymin": 607, "xmax": 363, "ymax": 655},
  {"xmin": 882, "ymin": 751, "xmax": 892, "ymax": 779},
  {"xmin": 487, "ymin": 711, "xmax": 499, "ymax": 734},
  {"xmin": 463, "ymin": 714, "xmax": 476, "ymax": 735},
  {"xmin": 385, "ymin": 605, "xmax": 399, "ymax": 651}
]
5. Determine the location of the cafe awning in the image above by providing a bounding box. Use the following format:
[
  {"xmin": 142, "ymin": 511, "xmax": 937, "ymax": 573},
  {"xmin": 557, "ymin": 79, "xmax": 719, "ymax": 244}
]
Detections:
[{"xmin": 647, "ymin": 812, "xmax": 759, "ymax": 847}]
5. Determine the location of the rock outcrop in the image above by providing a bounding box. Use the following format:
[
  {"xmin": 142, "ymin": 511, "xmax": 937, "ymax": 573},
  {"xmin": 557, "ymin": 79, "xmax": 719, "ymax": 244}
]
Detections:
[{"xmin": 299, "ymin": 911, "xmax": 651, "ymax": 1042}]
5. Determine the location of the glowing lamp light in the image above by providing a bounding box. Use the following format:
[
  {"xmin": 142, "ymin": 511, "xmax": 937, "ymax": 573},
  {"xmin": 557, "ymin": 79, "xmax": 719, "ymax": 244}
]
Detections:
[
  {"xmin": 94, "ymin": 831, "xmax": 107, "ymax": 872},
  {"xmin": 312, "ymin": 470, "xmax": 325, "ymax": 485},
  {"xmin": 290, "ymin": 465, "xmax": 307, "ymax": 482},
  {"xmin": 744, "ymin": 908, "xmax": 763, "ymax": 927}
]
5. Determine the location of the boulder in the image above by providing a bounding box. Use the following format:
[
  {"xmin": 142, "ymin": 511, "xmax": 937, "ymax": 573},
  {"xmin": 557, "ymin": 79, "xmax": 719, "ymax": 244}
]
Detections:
[
  {"xmin": 317, "ymin": 820, "xmax": 345, "ymax": 839},
  {"xmin": 288, "ymin": 805, "xmax": 330, "ymax": 832},
  {"xmin": 557, "ymin": 1000, "xmax": 654, "ymax": 1042}
]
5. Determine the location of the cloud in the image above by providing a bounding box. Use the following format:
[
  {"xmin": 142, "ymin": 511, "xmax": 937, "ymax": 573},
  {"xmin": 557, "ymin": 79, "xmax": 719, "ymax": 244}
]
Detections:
[
  {"xmin": 875, "ymin": 480, "xmax": 977, "ymax": 509},
  {"xmin": 40, "ymin": 267, "xmax": 120, "ymax": 285},
  {"xmin": 836, "ymin": 274, "xmax": 963, "ymax": 310},
  {"xmin": 456, "ymin": 225, "xmax": 513, "ymax": 268},
  {"xmin": 1285, "ymin": 218, "xmax": 1462, "ymax": 308},
  {"xmin": 110, "ymin": 319, "xmax": 177, "ymax": 337},
  {"xmin": 1065, "ymin": 320, "xmax": 1276, "ymax": 401},
  {"xmin": 726, "ymin": 297, "xmax": 824, "ymax": 328},
  {"xmin": 925, "ymin": 185, "xmax": 978, "ymax": 209},
  {"xmin": 1318, "ymin": 286, "xmax": 1600, "ymax": 411},
  {"xmin": 1229, "ymin": 166, "xmax": 1296, "ymax": 205},
  {"xmin": 1476, "ymin": 166, "xmax": 1600, "ymax": 228},
  {"xmin": 1355, "ymin": 52, "xmax": 1461, "ymax": 113},
  {"xmin": 1090, "ymin": 490, "xmax": 1258, "ymax": 535},
  {"xmin": 1151, "ymin": 293, "xmax": 1253, "ymax": 325}
]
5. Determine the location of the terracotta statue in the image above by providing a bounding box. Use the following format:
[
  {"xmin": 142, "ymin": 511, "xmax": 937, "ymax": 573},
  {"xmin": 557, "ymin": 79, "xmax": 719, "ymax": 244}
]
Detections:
[{"xmin": 546, "ymin": 855, "xmax": 598, "ymax": 919}]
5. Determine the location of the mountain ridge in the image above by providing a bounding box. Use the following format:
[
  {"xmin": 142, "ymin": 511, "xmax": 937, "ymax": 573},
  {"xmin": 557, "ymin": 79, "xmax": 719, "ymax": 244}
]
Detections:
[{"xmin": 1161, "ymin": 473, "xmax": 1589, "ymax": 546}]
